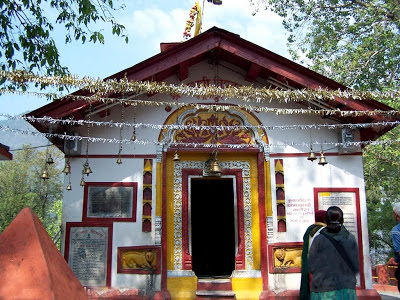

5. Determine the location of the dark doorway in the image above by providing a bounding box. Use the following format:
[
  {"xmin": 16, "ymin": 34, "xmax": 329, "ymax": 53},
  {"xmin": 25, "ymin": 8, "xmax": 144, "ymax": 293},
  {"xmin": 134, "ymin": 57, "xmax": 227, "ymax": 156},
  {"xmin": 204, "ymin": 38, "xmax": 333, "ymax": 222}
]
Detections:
[{"xmin": 191, "ymin": 178, "xmax": 235, "ymax": 277}]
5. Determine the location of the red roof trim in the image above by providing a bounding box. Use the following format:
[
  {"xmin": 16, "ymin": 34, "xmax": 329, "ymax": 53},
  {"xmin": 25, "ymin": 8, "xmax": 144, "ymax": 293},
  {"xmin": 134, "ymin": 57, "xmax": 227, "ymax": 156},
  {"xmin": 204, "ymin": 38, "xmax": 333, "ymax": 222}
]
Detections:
[
  {"xmin": 0, "ymin": 145, "xmax": 12, "ymax": 160},
  {"xmin": 26, "ymin": 26, "xmax": 399, "ymax": 143}
]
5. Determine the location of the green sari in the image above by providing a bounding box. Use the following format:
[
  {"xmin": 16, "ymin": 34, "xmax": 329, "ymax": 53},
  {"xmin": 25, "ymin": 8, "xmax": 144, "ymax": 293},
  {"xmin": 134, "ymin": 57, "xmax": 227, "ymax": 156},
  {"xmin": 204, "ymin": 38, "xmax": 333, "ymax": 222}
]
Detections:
[{"xmin": 311, "ymin": 288, "xmax": 357, "ymax": 300}]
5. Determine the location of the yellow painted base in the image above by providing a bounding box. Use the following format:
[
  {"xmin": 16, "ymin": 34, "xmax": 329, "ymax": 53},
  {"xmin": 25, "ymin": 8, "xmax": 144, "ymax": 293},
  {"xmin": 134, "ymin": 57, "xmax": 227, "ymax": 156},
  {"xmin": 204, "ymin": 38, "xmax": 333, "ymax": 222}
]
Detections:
[
  {"xmin": 167, "ymin": 276, "xmax": 197, "ymax": 300},
  {"xmin": 167, "ymin": 276, "xmax": 263, "ymax": 300},
  {"xmin": 232, "ymin": 277, "xmax": 263, "ymax": 300}
]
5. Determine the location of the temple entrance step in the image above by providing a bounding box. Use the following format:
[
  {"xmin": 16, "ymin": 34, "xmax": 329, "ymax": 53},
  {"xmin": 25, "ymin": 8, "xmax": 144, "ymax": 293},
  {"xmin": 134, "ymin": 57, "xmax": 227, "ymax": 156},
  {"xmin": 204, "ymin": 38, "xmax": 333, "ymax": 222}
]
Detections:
[
  {"xmin": 196, "ymin": 278, "xmax": 236, "ymax": 299},
  {"xmin": 197, "ymin": 278, "xmax": 232, "ymax": 291},
  {"xmin": 195, "ymin": 290, "xmax": 236, "ymax": 299}
]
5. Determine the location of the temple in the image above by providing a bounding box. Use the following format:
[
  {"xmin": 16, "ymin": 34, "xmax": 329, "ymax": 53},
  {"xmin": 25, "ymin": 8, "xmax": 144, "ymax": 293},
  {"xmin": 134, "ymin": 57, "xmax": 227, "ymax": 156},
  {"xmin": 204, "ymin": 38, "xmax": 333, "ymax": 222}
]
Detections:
[{"xmin": 27, "ymin": 27, "xmax": 398, "ymax": 299}]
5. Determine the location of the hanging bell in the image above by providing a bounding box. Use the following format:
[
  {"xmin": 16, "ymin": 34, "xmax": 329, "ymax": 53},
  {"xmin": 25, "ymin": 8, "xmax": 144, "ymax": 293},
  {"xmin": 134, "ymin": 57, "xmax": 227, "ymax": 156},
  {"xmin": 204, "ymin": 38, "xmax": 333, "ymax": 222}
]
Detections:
[
  {"xmin": 131, "ymin": 131, "xmax": 136, "ymax": 141},
  {"xmin": 172, "ymin": 151, "xmax": 180, "ymax": 162},
  {"xmin": 40, "ymin": 169, "xmax": 50, "ymax": 180},
  {"xmin": 80, "ymin": 177, "xmax": 86, "ymax": 186},
  {"xmin": 63, "ymin": 162, "xmax": 71, "ymax": 175},
  {"xmin": 46, "ymin": 155, "xmax": 54, "ymax": 164},
  {"xmin": 116, "ymin": 157, "xmax": 122, "ymax": 164},
  {"xmin": 318, "ymin": 152, "xmax": 328, "ymax": 166},
  {"xmin": 66, "ymin": 182, "xmax": 72, "ymax": 191},
  {"xmin": 83, "ymin": 162, "xmax": 92, "ymax": 176},
  {"xmin": 307, "ymin": 148, "xmax": 317, "ymax": 162},
  {"xmin": 209, "ymin": 159, "xmax": 222, "ymax": 175}
]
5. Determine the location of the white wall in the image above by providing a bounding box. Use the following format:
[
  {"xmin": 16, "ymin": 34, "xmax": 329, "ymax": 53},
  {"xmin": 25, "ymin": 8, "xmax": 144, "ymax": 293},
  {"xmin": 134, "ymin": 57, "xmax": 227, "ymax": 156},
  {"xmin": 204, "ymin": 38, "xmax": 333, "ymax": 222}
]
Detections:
[
  {"xmin": 60, "ymin": 58, "xmax": 373, "ymax": 290},
  {"xmin": 61, "ymin": 157, "xmax": 159, "ymax": 289}
]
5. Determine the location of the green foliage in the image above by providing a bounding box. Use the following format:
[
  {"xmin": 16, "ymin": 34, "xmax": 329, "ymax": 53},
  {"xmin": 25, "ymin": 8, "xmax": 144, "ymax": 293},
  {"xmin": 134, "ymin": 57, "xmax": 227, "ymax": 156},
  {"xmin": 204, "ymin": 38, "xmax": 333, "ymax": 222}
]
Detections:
[
  {"xmin": 255, "ymin": 0, "xmax": 400, "ymax": 92},
  {"xmin": 363, "ymin": 127, "xmax": 400, "ymax": 262},
  {"xmin": 0, "ymin": 0, "xmax": 128, "ymax": 80},
  {"xmin": 358, "ymin": 153, "xmax": 400, "ymax": 257},
  {"xmin": 0, "ymin": 145, "xmax": 63, "ymax": 248}
]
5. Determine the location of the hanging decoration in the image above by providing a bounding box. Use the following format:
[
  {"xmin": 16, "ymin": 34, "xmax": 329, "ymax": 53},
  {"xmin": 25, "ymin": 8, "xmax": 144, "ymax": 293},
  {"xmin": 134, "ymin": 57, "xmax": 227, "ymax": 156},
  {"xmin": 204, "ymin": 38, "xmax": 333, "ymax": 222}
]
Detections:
[
  {"xmin": 41, "ymin": 129, "xmax": 53, "ymax": 180},
  {"xmin": 172, "ymin": 101, "xmax": 180, "ymax": 162},
  {"xmin": 66, "ymin": 172, "xmax": 72, "ymax": 190},
  {"xmin": 131, "ymin": 104, "xmax": 137, "ymax": 141},
  {"xmin": 80, "ymin": 171, "xmax": 86, "ymax": 187},
  {"xmin": 307, "ymin": 146, "xmax": 317, "ymax": 162},
  {"xmin": 183, "ymin": 1, "xmax": 202, "ymax": 40},
  {"xmin": 116, "ymin": 103, "xmax": 124, "ymax": 164},
  {"xmin": 0, "ymin": 70, "xmax": 399, "ymax": 153},
  {"xmin": 82, "ymin": 103, "xmax": 93, "ymax": 182},
  {"xmin": 1, "ymin": 70, "xmax": 400, "ymax": 104},
  {"xmin": 4, "ymin": 114, "xmax": 399, "ymax": 131},
  {"xmin": 2, "ymin": 123, "xmax": 400, "ymax": 149},
  {"xmin": 63, "ymin": 158, "xmax": 71, "ymax": 175},
  {"xmin": 318, "ymin": 150, "xmax": 328, "ymax": 166},
  {"xmin": 40, "ymin": 168, "xmax": 50, "ymax": 180}
]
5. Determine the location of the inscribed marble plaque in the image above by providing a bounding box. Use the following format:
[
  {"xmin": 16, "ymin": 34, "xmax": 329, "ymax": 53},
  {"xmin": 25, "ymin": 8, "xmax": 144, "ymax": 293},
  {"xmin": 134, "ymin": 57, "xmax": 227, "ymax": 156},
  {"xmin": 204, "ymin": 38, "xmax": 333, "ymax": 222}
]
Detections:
[
  {"xmin": 68, "ymin": 226, "xmax": 108, "ymax": 286},
  {"xmin": 88, "ymin": 186, "xmax": 133, "ymax": 218}
]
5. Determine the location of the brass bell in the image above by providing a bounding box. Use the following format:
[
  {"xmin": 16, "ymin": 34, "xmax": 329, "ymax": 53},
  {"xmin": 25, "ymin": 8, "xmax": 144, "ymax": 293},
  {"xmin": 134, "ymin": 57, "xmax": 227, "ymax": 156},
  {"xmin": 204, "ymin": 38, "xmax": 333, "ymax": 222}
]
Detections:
[
  {"xmin": 83, "ymin": 162, "xmax": 92, "ymax": 176},
  {"xmin": 46, "ymin": 155, "xmax": 54, "ymax": 164},
  {"xmin": 209, "ymin": 159, "xmax": 222, "ymax": 175},
  {"xmin": 80, "ymin": 177, "xmax": 86, "ymax": 186},
  {"xmin": 172, "ymin": 151, "xmax": 180, "ymax": 162},
  {"xmin": 307, "ymin": 148, "xmax": 317, "ymax": 162},
  {"xmin": 63, "ymin": 162, "xmax": 71, "ymax": 175},
  {"xmin": 131, "ymin": 131, "xmax": 136, "ymax": 141},
  {"xmin": 40, "ymin": 169, "xmax": 50, "ymax": 180},
  {"xmin": 318, "ymin": 151, "xmax": 328, "ymax": 166},
  {"xmin": 116, "ymin": 157, "xmax": 122, "ymax": 164},
  {"xmin": 66, "ymin": 182, "xmax": 72, "ymax": 191}
]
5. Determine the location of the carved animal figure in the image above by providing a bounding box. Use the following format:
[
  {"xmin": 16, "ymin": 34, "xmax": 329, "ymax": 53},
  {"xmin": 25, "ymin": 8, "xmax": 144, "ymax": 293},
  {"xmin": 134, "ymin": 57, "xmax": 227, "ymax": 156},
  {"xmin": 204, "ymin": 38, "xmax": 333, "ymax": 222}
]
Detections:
[
  {"xmin": 122, "ymin": 250, "xmax": 156, "ymax": 269},
  {"xmin": 274, "ymin": 248, "xmax": 302, "ymax": 267}
]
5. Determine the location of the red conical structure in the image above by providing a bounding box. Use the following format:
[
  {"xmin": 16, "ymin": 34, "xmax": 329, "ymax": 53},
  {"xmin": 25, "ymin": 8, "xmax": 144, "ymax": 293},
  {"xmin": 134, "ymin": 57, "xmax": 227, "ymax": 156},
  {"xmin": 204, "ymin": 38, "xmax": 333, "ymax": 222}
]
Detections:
[{"xmin": 0, "ymin": 207, "xmax": 88, "ymax": 299}]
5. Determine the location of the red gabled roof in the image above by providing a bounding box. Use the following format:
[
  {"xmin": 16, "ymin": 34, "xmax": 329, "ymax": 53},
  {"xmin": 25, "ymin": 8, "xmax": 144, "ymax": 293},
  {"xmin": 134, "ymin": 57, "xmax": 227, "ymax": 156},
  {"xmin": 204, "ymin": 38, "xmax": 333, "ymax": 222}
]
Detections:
[{"xmin": 27, "ymin": 26, "xmax": 399, "ymax": 148}]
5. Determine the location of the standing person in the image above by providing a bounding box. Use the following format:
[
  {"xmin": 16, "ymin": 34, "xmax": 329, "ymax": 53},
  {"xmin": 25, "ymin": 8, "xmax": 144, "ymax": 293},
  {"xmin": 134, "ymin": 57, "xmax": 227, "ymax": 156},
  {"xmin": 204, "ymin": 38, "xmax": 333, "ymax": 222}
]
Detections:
[
  {"xmin": 391, "ymin": 202, "xmax": 400, "ymax": 292},
  {"xmin": 308, "ymin": 206, "xmax": 359, "ymax": 299},
  {"xmin": 299, "ymin": 210, "xmax": 326, "ymax": 300}
]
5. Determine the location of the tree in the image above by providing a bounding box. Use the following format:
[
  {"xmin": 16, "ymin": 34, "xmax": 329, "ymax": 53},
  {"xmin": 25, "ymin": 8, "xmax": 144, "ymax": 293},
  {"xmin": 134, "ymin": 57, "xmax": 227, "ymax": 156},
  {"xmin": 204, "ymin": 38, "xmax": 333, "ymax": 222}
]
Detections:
[
  {"xmin": 363, "ymin": 131, "xmax": 400, "ymax": 263},
  {"xmin": 253, "ymin": 0, "xmax": 400, "ymax": 94},
  {"xmin": 0, "ymin": 0, "xmax": 128, "ymax": 81},
  {"xmin": 253, "ymin": 0, "xmax": 400, "ymax": 263},
  {"xmin": 0, "ymin": 145, "xmax": 63, "ymax": 248}
]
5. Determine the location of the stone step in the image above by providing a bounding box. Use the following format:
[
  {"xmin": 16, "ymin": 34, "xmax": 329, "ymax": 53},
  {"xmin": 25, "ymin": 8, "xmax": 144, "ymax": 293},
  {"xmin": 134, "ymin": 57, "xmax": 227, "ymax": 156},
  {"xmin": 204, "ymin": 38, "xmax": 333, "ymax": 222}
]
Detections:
[
  {"xmin": 196, "ymin": 290, "xmax": 236, "ymax": 299},
  {"xmin": 197, "ymin": 278, "xmax": 232, "ymax": 291}
]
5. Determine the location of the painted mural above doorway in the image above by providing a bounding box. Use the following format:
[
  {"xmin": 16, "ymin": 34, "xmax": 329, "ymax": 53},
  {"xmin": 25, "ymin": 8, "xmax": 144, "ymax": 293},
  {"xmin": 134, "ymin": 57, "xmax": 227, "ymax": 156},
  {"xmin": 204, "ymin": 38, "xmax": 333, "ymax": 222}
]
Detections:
[{"xmin": 158, "ymin": 107, "xmax": 269, "ymax": 162}]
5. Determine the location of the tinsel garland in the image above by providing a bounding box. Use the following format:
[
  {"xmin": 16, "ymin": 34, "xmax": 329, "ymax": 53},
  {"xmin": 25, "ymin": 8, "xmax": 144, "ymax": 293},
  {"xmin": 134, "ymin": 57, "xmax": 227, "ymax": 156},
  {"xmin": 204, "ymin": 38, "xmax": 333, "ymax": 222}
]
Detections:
[
  {"xmin": 0, "ymin": 124, "xmax": 397, "ymax": 149},
  {"xmin": 2, "ymin": 70, "xmax": 399, "ymax": 151},
  {"xmin": 1, "ymin": 69, "xmax": 400, "ymax": 104},
  {"xmin": 2, "ymin": 88, "xmax": 400, "ymax": 117},
  {"xmin": 3, "ymin": 114, "xmax": 399, "ymax": 131}
]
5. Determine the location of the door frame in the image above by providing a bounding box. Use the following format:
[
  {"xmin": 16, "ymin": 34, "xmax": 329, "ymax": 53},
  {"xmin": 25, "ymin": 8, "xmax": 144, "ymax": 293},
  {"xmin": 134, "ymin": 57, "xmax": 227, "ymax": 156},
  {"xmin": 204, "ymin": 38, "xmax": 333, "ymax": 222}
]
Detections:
[
  {"xmin": 181, "ymin": 168, "xmax": 246, "ymax": 271},
  {"xmin": 162, "ymin": 153, "xmax": 270, "ymax": 292}
]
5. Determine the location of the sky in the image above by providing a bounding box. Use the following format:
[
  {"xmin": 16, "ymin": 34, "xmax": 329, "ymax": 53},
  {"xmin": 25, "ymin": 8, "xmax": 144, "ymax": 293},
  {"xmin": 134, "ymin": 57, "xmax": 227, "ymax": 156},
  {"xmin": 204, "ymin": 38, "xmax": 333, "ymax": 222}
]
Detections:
[{"xmin": 0, "ymin": 0, "xmax": 289, "ymax": 117}]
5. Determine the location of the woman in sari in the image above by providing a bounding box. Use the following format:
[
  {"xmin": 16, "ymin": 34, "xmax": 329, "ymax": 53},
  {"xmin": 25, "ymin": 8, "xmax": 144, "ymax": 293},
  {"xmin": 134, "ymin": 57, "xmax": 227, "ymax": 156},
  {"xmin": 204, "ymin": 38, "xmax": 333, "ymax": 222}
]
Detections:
[{"xmin": 308, "ymin": 206, "xmax": 359, "ymax": 299}]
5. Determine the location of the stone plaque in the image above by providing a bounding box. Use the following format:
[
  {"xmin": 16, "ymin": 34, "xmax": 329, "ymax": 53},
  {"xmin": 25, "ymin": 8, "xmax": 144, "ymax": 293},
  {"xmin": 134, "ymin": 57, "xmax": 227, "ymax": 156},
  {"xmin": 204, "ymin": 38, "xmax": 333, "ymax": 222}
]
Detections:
[
  {"xmin": 87, "ymin": 185, "xmax": 133, "ymax": 218},
  {"xmin": 68, "ymin": 226, "xmax": 109, "ymax": 286}
]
